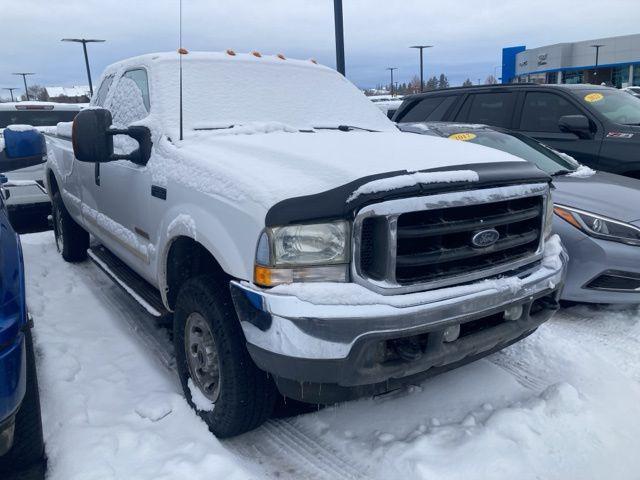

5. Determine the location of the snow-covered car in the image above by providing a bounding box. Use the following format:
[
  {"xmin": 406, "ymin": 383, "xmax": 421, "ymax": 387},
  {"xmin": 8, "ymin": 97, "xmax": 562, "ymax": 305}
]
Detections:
[
  {"xmin": 45, "ymin": 51, "xmax": 566, "ymax": 437},
  {"xmin": 369, "ymin": 95, "xmax": 404, "ymax": 119},
  {"xmin": 0, "ymin": 130, "xmax": 45, "ymax": 476},
  {"xmin": 0, "ymin": 102, "xmax": 81, "ymax": 224},
  {"xmin": 400, "ymin": 122, "xmax": 640, "ymax": 304}
]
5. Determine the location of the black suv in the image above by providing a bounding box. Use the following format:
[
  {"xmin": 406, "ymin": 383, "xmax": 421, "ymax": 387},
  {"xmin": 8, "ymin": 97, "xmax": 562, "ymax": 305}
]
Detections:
[{"xmin": 393, "ymin": 84, "xmax": 640, "ymax": 178}]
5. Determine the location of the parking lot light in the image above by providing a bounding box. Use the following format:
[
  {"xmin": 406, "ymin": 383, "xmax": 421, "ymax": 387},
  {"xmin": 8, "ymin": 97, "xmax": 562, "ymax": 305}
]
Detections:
[
  {"xmin": 11, "ymin": 73, "xmax": 34, "ymax": 101},
  {"xmin": 410, "ymin": 45, "xmax": 433, "ymax": 92},
  {"xmin": 61, "ymin": 38, "xmax": 106, "ymax": 97}
]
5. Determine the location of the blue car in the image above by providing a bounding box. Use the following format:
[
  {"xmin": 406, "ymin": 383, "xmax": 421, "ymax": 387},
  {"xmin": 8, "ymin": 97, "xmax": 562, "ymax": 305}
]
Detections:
[{"xmin": 0, "ymin": 127, "xmax": 45, "ymax": 476}]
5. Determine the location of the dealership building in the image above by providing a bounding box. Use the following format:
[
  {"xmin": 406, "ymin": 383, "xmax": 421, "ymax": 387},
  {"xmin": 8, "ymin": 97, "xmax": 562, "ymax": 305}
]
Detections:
[{"xmin": 502, "ymin": 33, "xmax": 640, "ymax": 87}]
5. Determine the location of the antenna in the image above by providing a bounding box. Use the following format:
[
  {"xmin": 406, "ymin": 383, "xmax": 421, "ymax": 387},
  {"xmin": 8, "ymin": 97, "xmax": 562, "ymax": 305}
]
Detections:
[{"xmin": 179, "ymin": 0, "xmax": 184, "ymax": 141}]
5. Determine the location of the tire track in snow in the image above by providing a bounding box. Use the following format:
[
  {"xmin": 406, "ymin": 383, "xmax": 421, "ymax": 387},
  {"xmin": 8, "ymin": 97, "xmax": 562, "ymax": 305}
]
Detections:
[{"xmin": 81, "ymin": 258, "xmax": 371, "ymax": 480}]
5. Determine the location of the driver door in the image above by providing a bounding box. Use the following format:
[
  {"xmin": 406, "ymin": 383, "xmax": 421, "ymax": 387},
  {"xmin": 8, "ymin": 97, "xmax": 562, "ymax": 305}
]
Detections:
[{"xmin": 82, "ymin": 69, "xmax": 155, "ymax": 280}]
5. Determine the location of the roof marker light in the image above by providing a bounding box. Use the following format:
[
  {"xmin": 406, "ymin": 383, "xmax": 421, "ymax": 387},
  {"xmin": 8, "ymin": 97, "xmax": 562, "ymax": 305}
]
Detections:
[
  {"xmin": 252, "ymin": 51, "xmax": 262, "ymax": 58},
  {"xmin": 226, "ymin": 49, "xmax": 236, "ymax": 56},
  {"xmin": 178, "ymin": 48, "xmax": 188, "ymax": 54},
  {"xmin": 277, "ymin": 53, "xmax": 286, "ymax": 60}
]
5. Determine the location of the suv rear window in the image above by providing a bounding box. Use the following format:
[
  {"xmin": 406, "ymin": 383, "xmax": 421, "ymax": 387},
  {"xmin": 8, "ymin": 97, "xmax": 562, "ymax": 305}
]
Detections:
[
  {"xmin": 456, "ymin": 92, "xmax": 515, "ymax": 128},
  {"xmin": 398, "ymin": 96, "xmax": 456, "ymax": 123}
]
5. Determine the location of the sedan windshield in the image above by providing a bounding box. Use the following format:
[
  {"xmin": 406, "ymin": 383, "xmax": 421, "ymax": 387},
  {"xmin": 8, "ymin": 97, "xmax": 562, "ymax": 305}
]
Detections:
[
  {"xmin": 444, "ymin": 129, "xmax": 578, "ymax": 175},
  {"xmin": 575, "ymin": 88, "xmax": 640, "ymax": 125}
]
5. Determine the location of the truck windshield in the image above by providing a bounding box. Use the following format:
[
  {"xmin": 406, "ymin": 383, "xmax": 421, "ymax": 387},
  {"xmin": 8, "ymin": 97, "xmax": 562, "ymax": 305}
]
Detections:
[
  {"xmin": 576, "ymin": 89, "xmax": 640, "ymax": 125},
  {"xmin": 0, "ymin": 110, "xmax": 78, "ymax": 128},
  {"xmin": 446, "ymin": 129, "xmax": 578, "ymax": 175}
]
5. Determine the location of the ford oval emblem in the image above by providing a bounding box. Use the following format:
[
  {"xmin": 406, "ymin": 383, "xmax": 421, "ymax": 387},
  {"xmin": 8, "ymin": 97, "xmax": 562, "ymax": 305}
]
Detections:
[{"xmin": 471, "ymin": 228, "xmax": 500, "ymax": 248}]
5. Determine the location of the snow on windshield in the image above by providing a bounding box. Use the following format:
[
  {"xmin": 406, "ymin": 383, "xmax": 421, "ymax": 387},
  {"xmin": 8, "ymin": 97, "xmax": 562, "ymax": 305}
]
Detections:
[{"xmin": 142, "ymin": 52, "xmax": 395, "ymax": 137}]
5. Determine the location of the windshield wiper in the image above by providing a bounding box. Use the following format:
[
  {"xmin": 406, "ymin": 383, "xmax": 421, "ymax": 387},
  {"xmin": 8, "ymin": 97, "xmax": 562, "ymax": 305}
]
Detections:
[
  {"xmin": 552, "ymin": 169, "xmax": 573, "ymax": 176},
  {"xmin": 194, "ymin": 125, "xmax": 236, "ymax": 131},
  {"xmin": 313, "ymin": 125, "xmax": 378, "ymax": 132},
  {"xmin": 622, "ymin": 122, "xmax": 640, "ymax": 126}
]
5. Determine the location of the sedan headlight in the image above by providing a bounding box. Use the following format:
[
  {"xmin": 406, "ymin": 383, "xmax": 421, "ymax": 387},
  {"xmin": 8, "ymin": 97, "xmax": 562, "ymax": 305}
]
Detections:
[
  {"xmin": 254, "ymin": 220, "xmax": 350, "ymax": 287},
  {"xmin": 554, "ymin": 204, "xmax": 640, "ymax": 246}
]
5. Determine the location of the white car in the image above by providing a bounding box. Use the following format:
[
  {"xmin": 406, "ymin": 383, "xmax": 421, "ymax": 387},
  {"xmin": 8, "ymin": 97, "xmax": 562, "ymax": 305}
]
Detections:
[
  {"xmin": 43, "ymin": 51, "xmax": 566, "ymax": 437},
  {"xmin": 0, "ymin": 102, "xmax": 81, "ymax": 223},
  {"xmin": 623, "ymin": 86, "xmax": 640, "ymax": 98}
]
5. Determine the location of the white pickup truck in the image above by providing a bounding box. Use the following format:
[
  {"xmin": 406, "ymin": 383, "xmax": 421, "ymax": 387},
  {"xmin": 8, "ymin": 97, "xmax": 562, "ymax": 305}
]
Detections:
[{"xmin": 45, "ymin": 51, "xmax": 566, "ymax": 437}]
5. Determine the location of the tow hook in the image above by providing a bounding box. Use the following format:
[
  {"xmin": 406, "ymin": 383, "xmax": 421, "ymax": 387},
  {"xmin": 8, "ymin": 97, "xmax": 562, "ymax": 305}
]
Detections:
[{"xmin": 391, "ymin": 337, "xmax": 423, "ymax": 362}]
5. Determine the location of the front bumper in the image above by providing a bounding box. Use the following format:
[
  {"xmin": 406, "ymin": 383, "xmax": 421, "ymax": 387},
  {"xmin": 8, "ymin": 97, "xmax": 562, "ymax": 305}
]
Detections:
[
  {"xmin": 231, "ymin": 238, "xmax": 567, "ymax": 402},
  {"xmin": 555, "ymin": 217, "xmax": 640, "ymax": 303}
]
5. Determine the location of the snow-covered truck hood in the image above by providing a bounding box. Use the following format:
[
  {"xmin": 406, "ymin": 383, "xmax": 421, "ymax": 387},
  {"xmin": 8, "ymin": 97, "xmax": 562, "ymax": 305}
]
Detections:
[{"xmin": 155, "ymin": 129, "xmax": 535, "ymax": 220}]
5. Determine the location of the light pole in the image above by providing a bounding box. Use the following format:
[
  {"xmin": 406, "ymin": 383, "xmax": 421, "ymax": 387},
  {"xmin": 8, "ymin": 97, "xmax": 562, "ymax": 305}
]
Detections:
[
  {"xmin": 410, "ymin": 45, "xmax": 433, "ymax": 92},
  {"xmin": 333, "ymin": 0, "xmax": 345, "ymax": 75},
  {"xmin": 386, "ymin": 67, "xmax": 398, "ymax": 96},
  {"xmin": 590, "ymin": 44, "xmax": 605, "ymax": 82},
  {"xmin": 61, "ymin": 38, "xmax": 106, "ymax": 97},
  {"xmin": 3, "ymin": 88, "xmax": 18, "ymax": 102},
  {"xmin": 12, "ymin": 73, "xmax": 35, "ymax": 100}
]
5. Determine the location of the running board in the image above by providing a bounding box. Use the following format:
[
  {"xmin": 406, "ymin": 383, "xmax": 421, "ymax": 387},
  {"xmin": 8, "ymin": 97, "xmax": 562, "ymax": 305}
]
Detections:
[{"xmin": 88, "ymin": 245, "xmax": 170, "ymax": 319}]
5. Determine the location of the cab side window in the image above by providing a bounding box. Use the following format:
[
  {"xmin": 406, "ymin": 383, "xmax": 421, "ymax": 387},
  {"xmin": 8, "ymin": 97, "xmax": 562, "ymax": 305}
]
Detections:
[
  {"xmin": 93, "ymin": 74, "xmax": 114, "ymax": 107},
  {"xmin": 519, "ymin": 92, "xmax": 583, "ymax": 133},
  {"xmin": 455, "ymin": 92, "xmax": 516, "ymax": 128},
  {"xmin": 107, "ymin": 68, "xmax": 150, "ymax": 127}
]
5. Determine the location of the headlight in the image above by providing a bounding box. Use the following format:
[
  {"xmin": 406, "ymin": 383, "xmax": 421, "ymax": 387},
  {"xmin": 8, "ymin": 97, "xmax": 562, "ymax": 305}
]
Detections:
[
  {"xmin": 254, "ymin": 220, "xmax": 350, "ymax": 287},
  {"xmin": 554, "ymin": 204, "xmax": 640, "ymax": 246}
]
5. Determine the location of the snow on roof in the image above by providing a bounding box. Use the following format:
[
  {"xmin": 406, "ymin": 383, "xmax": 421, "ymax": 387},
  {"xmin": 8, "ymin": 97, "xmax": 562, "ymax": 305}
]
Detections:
[{"xmin": 45, "ymin": 85, "xmax": 90, "ymax": 98}]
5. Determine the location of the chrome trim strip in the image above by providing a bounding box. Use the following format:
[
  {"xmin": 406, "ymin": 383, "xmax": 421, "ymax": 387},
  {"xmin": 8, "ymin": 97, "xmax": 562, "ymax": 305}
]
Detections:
[{"xmin": 352, "ymin": 183, "xmax": 550, "ymax": 295}]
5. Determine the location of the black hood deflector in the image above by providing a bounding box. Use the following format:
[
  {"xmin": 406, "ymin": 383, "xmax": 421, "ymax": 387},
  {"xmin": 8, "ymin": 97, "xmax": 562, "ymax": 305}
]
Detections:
[{"xmin": 265, "ymin": 161, "xmax": 550, "ymax": 227}]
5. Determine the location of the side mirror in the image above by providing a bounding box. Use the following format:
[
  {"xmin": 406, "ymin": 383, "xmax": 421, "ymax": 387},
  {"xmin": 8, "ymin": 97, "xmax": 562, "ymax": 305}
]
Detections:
[
  {"xmin": 0, "ymin": 127, "xmax": 47, "ymax": 174},
  {"xmin": 72, "ymin": 108, "xmax": 152, "ymax": 165},
  {"xmin": 558, "ymin": 115, "xmax": 592, "ymax": 139}
]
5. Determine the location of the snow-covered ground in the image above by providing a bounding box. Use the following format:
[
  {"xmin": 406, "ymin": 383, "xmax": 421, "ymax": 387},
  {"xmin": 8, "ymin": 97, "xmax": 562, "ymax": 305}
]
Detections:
[{"xmin": 22, "ymin": 231, "xmax": 640, "ymax": 480}]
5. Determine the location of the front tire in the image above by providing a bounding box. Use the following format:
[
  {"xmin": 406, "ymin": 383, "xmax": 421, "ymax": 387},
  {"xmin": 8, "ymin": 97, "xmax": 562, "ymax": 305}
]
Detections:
[
  {"xmin": 174, "ymin": 275, "xmax": 277, "ymax": 438},
  {"xmin": 52, "ymin": 192, "xmax": 89, "ymax": 262}
]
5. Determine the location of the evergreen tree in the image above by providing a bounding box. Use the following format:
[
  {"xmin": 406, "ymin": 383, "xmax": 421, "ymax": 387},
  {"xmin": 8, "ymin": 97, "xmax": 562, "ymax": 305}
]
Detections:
[
  {"xmin": 426, "ymin": 76, "xmax": 438, "ymax": 90},
  {"xmin": 484, "ymin": 75, "xmax": 498, "ymax": 85},
  {"xmin": 462, "ymin": 78, "xmax": 473, "ymax": 87},
  {"xmin": 438, "ymin": 73, "xmax": 450, "ymax": 89}
]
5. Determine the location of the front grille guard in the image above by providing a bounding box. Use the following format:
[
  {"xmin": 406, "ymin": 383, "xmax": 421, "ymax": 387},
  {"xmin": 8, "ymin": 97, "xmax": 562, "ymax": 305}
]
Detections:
[{"xmin": 351, "ymin": 183, "xmax": 551, "ymax": 295}]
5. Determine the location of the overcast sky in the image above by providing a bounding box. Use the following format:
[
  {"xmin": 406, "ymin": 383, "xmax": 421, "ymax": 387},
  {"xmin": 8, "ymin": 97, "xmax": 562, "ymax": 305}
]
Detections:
[{"xmin": 0, "ymin": 0, "xmax": 638, "ymax": 97}]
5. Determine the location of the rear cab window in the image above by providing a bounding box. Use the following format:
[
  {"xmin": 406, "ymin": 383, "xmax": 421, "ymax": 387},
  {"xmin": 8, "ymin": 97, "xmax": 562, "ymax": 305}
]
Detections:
[
  {"xmin": 455, "ymin": 92, "xmax": 516, "ymax": 128},
  {"xmin": 0, "ymin": 108, "xmax": 78, "ymax": 128}
]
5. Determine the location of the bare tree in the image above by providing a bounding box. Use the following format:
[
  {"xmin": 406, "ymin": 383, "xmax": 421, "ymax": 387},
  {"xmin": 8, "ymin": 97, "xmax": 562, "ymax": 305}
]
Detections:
[
  {"xmin": 21, "ymin": 84, "xmax": 48, "ymax": 101},
  {"xmin": 484, "ymin": 75, "xmax": 498, "ymax": 85}
]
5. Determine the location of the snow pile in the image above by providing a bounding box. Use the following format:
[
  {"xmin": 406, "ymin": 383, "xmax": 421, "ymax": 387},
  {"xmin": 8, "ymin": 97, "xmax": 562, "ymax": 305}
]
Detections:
[
  {"xmin": 22, "ymin": 233, "xmax": 251, "ymax": 480},
  {"xmin": 567, "ymin": 164, "xmax": 596, "ymax": 178},
  {"xmin": 294, "ymin": 324, "xmax": 640, "ymax": 480},
  {"xmin": 5, "ymin": 123, "xmax": 37, "ymax": 132},
  {"xmin": 347, "ymin": 170, "xmax": 479, "ymax": 201},
  {"xmin": 187, "ymin": 379, "xmax": 215, "ymax": 412},
  {"xmin": 56, "ymin": 121, "xmax": 73, "ymax": 138}
]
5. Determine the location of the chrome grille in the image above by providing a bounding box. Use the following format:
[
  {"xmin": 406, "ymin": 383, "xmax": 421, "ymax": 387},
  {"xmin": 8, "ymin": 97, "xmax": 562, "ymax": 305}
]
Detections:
[{"xmin": 353, "ymin": 184, "xmax": 549, "ymax": 295}]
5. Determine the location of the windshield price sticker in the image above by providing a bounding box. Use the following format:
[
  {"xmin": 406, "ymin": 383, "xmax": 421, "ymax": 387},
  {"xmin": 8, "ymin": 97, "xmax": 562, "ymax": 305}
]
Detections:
[
  {"xmin": 449, "ymin": 132, "xmax": 477, "ymax": 141},
  {"xmin": 584, "ymin": 93, "xmax": 604, "ymax": 103}
]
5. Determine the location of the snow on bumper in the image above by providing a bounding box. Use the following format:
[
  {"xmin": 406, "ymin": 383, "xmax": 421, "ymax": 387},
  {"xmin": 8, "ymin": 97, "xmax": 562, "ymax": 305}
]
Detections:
[{"xmin": 231, "ymin": 235, "xmax": 567, "ymax": 363}]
